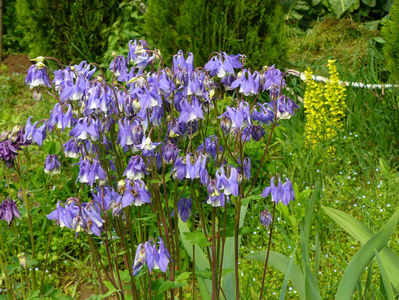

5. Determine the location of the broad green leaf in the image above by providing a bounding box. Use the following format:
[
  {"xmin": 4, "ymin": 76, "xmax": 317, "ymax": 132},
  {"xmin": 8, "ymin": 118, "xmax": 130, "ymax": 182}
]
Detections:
[
  {"xmin": 279, "ymin": 248, "xmax": 297, "ymax": 300},
  {"xmin": 222, "ymin": 204, "xmax": 248, "ymax": 300},
  {"xmin": 375, "ymin": 251, "xmax": 395, "ymax": 300},
  {"xmin": 183, "ymin": 231, "xmax": 210, "ymax": 247},
  {"xmin": 323, "ymin": 206, "xmax": 399, "ymax": 291},
  {"xmin": 328, "ymin": 0, "xmax": 357, "ymax": 17},
  {"xmin": 335, "ymin": 208, "xmax": 399, "ymax": 300},
  {"xmin": 246, "ymin": 250, "xmax": 305, "ymax": 300},
  {"xmin": 361, "ymin": 0, "xmax": 376, "ymax": 7},
  {"xmin": 179, "ymin": 219, "xmax": 211, "ymax": 300}
]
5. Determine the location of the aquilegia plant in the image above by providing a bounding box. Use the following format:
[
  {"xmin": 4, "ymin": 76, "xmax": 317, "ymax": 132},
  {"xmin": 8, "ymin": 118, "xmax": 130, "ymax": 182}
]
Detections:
[{"xmin": 19, "ymin": 40, "xmax": 298, "ymax": 299}]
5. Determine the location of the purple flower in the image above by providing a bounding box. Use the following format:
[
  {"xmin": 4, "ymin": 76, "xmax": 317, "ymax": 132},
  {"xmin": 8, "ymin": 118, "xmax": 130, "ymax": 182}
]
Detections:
[
  {"xmin": 78, "ymin": 158, "xmax": 107, "ymax": 186},
  {"xmin": 110, "ymin": 55, "xmax": 128, "ymax": 80},
  {"xmin": 251, "ymin": 125, "xmax": 266, "ymax": 142},
  {"xmin": 157, "ymin": 238, "xmax": 171, "ymax": 272},
  {"xmin": 219, "ymin": 101, "xmax": 251, "ymax": 132},
  {"xmin": 171, "ymin": 157, "xmax": 186, "ymax": 181},
  {"xmin": 47, "ymin": 198, "xmax": 103, "ymax": 236},
  {"xmin": 162, "ymin": 142, "xmax": 179, "ymax": 164},
  {"xmin": 121, "ymin": 179, "xmax": 151, "ymax": 207},
  {"xmin": 262, "ymin": 177, "xmax": 295, "ymax": 206},
  {"xmin": 92, "ymin": 186, "xmax": 122, "ymax": 214},
  {"xmin": 230, "ymin": 69, "xmax": 260, "ymax": 96},
  {"xmin": 197, "ymin": 135, "xmax": 222, "ymax": 161},
  {"xmin": 48, "ymin": 103, "xmax": 73, "ymax": 132},
  {"xmin": 0, "ymin": 198, "xmax": 21, "ymax": 224},
  {"xmin": 25, "ymin": 64, "xmax": 51, "ymax": 88},
  {"xmin": 44, "ymin": 154, "xmax": 61, "ymax": 175},
  {"xmin": 177, "ymin": 197, "xmax": 192, "ymax": 222},
  {"xmin": 262, "ymin": 65, "xmax": 285, "ymax": 91},
  {"xmin": 260, "ymin": 209, "xmax": 272, "ymax": 227},
  {"xmin": 251, "ymin": 103, "xmax": 274, "ymax": 125},
  {"xmin": 69, "ymin": 117, "xmax": 99, "ymax": 141},
  {"xmin": 63, "ymin": 138, "xmax": 80, "ymax": 158},
  {"xmin": 205, "ymin": 52, "xmax": 243, "ymax": 78},
  {"xmin": 178, "ymin": 98, "xmax": 204, "ymax": 124},
  {"xmin": 133, "ymin": 237, "xmax": 171, "ymax": 276},
  {"xmin": 275, "ymin": 96, "xmax": 298, "ymax": 120},
  {"xmin": 243, "ymin": 157, "xmax": 251, "ymax": 180},
  {"xmin": 0, "ymin": 126, "xmax": 31, "ymax": 167},
  {"xmin": 24, "ymin": 117, "xmax": 47, "ymax": 146},
  {"xmin": 124, "ymin": 155, "xmax": 147, "ymax": 180},
  {"xmin": 59, "ymin": 74, "xmax": 87, "ymax": 101}
]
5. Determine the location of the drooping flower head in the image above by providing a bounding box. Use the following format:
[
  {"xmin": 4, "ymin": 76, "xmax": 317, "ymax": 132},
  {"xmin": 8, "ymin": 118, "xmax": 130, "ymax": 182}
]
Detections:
[
  {"xmin": 177, "ymin": 197, "xmax": 192, "ymax": 222},
  {"xmin": 262, "ymin": 177, "xmax": 295, "ymax": 206},
  {"xmin": 0, "ymin": 198, "xmax": 21, "ymax": 224},
  {"xmin": 44, "ymin": 154, "xmax": 61, "ymax": 175}
]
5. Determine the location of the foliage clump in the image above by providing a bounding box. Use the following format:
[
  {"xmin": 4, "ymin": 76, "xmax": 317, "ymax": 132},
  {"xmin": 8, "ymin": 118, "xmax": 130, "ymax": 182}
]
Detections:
[
  {"xmin": 15, "ymin": 0, "xmax": 120, "ymax": 63},
  {"xmin": 382, "ymin": 0, "xmax": 399, "ymax": 83},
  {"xmin": 144, "ymin": 0, "xmax": 288, "ymax": 69}
]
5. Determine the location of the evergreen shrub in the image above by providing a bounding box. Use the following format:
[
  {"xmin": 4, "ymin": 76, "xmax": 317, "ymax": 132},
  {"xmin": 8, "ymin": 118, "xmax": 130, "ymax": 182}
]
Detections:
[
  {"xmin": 382, "ymin": 0, "xmax": 399, "ymax": 83},
  {"xmin": 15, "ymin": 0, "xmax": 120, "ymax": 63},
  {"xmin": 144, "ymin": 0, "xmax": 288, "ymax": 69}
]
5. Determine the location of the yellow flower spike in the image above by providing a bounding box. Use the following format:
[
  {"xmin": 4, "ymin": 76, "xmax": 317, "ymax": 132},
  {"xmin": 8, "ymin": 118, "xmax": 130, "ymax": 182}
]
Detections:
[{"xmin": 303, "ymin": 61, "xmax": 346, "ymax": 155}]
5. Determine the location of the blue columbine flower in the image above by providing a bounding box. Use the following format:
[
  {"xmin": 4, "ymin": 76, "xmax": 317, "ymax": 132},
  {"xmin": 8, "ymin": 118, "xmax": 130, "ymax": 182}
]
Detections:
[
  {"xmin": 24, "ymin": 117, "xmax": 47, "ymax": 146},
  {"xmin": 69, "ymin": 117, "xmax": 99, "ymax": 141},
  {"xmin": 63, "ymin": 138, "xmax": 80, "ymax": 158},
  {"xmin": 205, "ymin": 52, "xmax": 243, "ymax": 78},
  {"xmin": 275, "ymin": 96, "xmax": 298, "ymax": 120},
  {"xmin": 262, "ymin": 177, "xmax": 295, "ymax": 206},
  {"xmin": 162, "ymin": 142, "xmax": 179, "ymax": 164},
  {"xmin": 121, "ymin": 179, "xmax": 151, "ymax": 207},
  {"xmin": 250, "ymin": 125, "xmax": 266, "ymax": 142},
  {"xmin": 0, "ymin": 198, "xmax": 21, "ymax": 224},
  {"xmin": 44, "ymin": 154, "xmax": 61, "ymax": 175},
  {"xmin": 78, "ymin": 158, "xmax": 107, "ymax": 186},
  {"xmin": 133, "ymin": 238, "xmax": 171, "ymax": 276},
  {"xmin": 178, "ymin": 97, "xmax": 204, "ymax": 124},
  {"xmin": 229, "ymin": 69, "xmax": 260, "ymax": 96},
  {"xmin": 92, "ymin": 186, "xmax": 122, "ymax": 214},
  {"xmin": 123, "ymin": 155, "xmax": 147, "ymax": 180},
  {"xmin": 25, "ymin": 63, "xmax": 51, "ymax": 89},
  {"xmin": 177, "ymin": 197, "xmax": 192, "ymax": 222}
]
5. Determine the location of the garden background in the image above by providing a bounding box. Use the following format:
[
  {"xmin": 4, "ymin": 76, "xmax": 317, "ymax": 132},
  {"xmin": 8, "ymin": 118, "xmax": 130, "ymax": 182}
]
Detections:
[{"xmin": 0, "ymin": 0, "xmax": 399, "ymax": 299}]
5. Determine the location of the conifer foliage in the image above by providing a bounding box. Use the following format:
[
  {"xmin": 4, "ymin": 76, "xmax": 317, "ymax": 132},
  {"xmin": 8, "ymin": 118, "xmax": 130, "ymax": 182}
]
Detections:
[
  {"xmin": 382, "ymin": 0, "xmax": 399, "ymax": 83},
  {"xmin": 144, "ymin": 0, "xmax": 288, "ymax": 68}
]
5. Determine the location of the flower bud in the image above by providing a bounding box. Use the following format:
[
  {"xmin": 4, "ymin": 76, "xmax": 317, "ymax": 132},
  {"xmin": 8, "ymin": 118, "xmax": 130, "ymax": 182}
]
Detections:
[
  {"xmin": 260, "ymin": 209, "xmax": 272, "ymax": 227},
  {"xmin": 220, "ymin": 117, "xmax": 232, "ymax": 134}
]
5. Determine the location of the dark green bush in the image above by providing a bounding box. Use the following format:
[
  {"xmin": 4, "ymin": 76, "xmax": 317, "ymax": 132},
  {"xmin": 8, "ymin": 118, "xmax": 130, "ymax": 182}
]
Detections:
[
  {"xmin": 15, "ymin": 0, "xmax": 120, "ymax": 63},
  {"xmin": 144, "ymin": 0, "xmax": 288, "ymax": 69},
  {"xmin": 382, "ymin": 0, "xmax": 399, "ymax": 83}
]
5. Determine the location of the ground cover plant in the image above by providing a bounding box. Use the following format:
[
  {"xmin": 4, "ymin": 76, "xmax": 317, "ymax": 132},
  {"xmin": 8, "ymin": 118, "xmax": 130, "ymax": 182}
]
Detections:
[{"xmin": 0, "ymin": 4, "xmax": 399, "ymax": 300}]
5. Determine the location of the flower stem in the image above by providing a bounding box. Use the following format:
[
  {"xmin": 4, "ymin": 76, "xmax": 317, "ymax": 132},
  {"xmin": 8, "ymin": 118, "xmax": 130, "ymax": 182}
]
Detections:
[{"xmin": 259, "ymin": 202, "xmax": 276, "ymax": 300}]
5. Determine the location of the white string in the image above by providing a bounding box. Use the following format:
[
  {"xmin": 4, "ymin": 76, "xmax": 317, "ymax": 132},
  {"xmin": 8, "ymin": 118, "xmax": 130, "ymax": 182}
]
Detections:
[{"xmin": 286, "ymin": 69, "xmax": 399, "ymax": 90}]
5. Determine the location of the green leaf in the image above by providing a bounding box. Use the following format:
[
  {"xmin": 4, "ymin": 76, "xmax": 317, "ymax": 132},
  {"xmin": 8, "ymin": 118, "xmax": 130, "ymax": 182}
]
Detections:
[
  {"xmin": 328, "ymin": 0, "xmax": 357, "ymax": 17},
  {"xmin": 335, "ymin": 208, "xmax": 399, "ymax": 300},
  {"xmin": 175, "ymin": 272, "xmax": 192, "ymax": 281},
  {"xmin": 246, "ymin": 251, "xmax": 305, "ymax": 300},
  {"xmin": 179, "ymin": 220, "xmax": 211, "ymax": 300},
  {"xmin": 323, "ymin": 206, "xmax": 399, "ymax": 291},
  {"xmin": 375, "ymin": 251, "xmax": 395, "ymax": 300},
  {"xmin": 361, "ymin": 0, "xmax": 376, "ymax": 7},
  {"xmin": 279, "ymin": 248, "xmax": 297, "ymax": 300},
  {"xmin": 183, "ymin": 231, "xmax": 210, "ymax": 247}
]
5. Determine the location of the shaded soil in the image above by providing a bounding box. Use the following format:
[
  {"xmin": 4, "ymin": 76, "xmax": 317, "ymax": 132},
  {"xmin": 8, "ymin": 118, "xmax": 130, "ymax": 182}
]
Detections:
[{"xmin": 1, "ymin": 54, "xmax": 31, "ymax": 74}]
